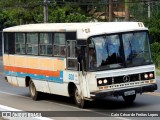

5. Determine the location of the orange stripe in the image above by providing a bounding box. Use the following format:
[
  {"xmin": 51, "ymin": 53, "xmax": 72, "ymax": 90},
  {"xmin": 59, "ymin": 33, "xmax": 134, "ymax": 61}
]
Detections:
[{"xmin": 4, "ymin": 66, "xmax": 60, "ymax": 77}]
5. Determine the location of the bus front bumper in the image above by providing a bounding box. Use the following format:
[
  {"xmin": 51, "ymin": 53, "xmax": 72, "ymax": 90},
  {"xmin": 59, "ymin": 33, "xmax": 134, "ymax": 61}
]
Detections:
[{"xmin": 90, "ymin": 83, "xmax": 158, "ymax": 99}]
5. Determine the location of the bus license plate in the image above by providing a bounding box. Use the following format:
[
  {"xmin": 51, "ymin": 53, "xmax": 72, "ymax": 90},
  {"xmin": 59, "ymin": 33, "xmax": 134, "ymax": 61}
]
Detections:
[{"xmin": 124, "ymin": 90, "xmax": 135, "ymax": 96}]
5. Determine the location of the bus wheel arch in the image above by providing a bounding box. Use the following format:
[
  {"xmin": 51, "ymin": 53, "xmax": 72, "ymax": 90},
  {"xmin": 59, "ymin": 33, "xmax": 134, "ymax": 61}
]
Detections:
[
  {"xmin": 68, "ymin": 82, "xmax": 86, "ymax": 108},
  {"xmin": 28, "ymin": 78, "xmax": 40, "ymax": 100},
  {"xmin": 68, "ymin": 82, "xmax": 76, "ymax": 97},
  {"xmin": 25, "ymin": 76, "xmax": 31, "ymax": 87},
  {"xmin": 74, "ymin": 87, "xmax": 86, "ymax": 108}
]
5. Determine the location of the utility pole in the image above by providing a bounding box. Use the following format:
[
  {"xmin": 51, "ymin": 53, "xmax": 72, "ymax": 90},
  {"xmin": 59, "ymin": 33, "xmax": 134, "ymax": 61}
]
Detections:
[
  {"xmin": 19, "ymin": 0, "xmax": 22, "ymax": 25},
  {"xmin": 104, "ymin": 0, "xmax": 107, "ymax": 21},
  {"xmin": 44, "ymin": 0, "xmax": 49, "ymax": 23},
  {"xmin": 148, "ymin": 0, "xmax": 151, "ymax": 18},
  {"xmin": 109, "ymin": 0, "xmax": 113, "ymax": 22},
  {"xmin": 125, "ymin": 0, "xmax": 130, "ymax": 21}
]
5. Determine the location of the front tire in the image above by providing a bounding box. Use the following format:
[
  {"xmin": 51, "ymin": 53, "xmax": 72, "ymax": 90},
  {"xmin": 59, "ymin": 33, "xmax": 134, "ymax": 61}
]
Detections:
[
  {"xmin": 29, "ymin": 80, "xmax": 40, "ymax": 100},
  {"xmin": 123, "ymin": 94, "xmax": 136, "ymax": 104},
  {"xmin": 74, "ymin": 87, "xmax": 86, "ymax": 108}
]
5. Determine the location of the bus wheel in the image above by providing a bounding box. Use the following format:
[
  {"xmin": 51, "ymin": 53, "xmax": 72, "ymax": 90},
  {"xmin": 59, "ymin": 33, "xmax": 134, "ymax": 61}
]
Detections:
[
  {"xmin": 29, "ymin": 80, "xmax": 40, "ymax": 100},
  {"xmin": 74, "ymin": 87, "xmax": 86, "ymax": 108},
  {"xmin": 123, "ymin": 94, "xmax": 136, "ymax": 104}
]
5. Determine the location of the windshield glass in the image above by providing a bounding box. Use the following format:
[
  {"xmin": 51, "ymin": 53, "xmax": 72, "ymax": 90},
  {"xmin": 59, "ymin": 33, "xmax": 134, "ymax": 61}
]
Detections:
[
  {"xmin": 122, "ymin": 32, "xmax": 152, "ymax": 66},
  {"xmin": 88, "ymin": 31, "xmax": 152, "ymax": 70},
  {"xmin": 88, "ymin": 34, "xmax": 123, "ymax": 69}
]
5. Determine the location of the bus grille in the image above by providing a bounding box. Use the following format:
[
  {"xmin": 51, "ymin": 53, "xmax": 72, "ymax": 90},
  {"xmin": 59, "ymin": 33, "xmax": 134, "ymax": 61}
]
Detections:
[{"xmin": 97, "ymin": 71, "xmax": 155, "ymax": 86}]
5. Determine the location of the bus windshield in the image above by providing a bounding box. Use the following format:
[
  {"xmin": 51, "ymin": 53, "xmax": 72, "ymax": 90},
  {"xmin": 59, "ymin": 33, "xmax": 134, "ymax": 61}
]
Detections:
[{"xmin": 88, "ymin": 31, "xmax": 152, "ymax": 70}]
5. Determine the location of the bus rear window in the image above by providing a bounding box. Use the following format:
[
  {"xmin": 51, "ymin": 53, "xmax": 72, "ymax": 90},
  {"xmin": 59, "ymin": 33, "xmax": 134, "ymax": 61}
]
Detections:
[{"xmin": 4, "ymin": 32, "xmax": 15, "ymax": 54}]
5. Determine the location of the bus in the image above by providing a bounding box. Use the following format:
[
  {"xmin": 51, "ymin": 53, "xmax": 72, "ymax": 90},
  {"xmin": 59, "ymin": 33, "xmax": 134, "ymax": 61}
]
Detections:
[{"xmin": 2, "ymin": 22, "xmax": 157, "ymax": 108}]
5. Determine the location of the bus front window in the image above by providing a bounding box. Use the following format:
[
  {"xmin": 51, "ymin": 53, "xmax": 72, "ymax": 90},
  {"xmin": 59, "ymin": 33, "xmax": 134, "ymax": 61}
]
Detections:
[
  {"xmin": 88, "ymin": 34, "xmax": 123, "ymax": 70},
  {"xmin": 122, "ymin": 32, "xmax": 152, "ymax": 66},
  {"xmin": 88, "ymin": 31, "xmax": 152, "ymax": 71}
]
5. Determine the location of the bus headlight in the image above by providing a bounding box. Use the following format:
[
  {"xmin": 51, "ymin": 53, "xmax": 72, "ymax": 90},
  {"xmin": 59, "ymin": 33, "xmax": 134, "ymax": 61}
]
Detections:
[
  {"xmin": 103, "ymin": 79, "xmax": 108, "ymax": 84},
  {"xmin": 141, "ymin": 72, "xmax": 155, "ymax": 80},
  {"xmin": 149, "ymin": 73, "xmax": 154, "ymax": 78},
  {"xmin": 97, "ymin": 77, "xmax": 112, "ymax": 86},
  {"xmin": 144, "ymin": 74, "xmax": 148, "ymax": 79},
  {"xmin": 98, "ymin": 80, "xmax": 103, "ymax": 85}
]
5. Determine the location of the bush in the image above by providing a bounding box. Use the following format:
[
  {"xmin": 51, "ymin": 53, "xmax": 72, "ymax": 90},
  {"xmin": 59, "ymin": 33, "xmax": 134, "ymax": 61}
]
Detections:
[{"xmin": 151, "ymin": 42, "xmax": 160, "ymax": 67}]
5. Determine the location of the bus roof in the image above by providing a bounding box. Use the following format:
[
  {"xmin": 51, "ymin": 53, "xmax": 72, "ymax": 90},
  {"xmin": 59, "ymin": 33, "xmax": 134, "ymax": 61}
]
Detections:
[{"xmin": 3, "ymin": 22, "xmax": 148, "ymax": 39}]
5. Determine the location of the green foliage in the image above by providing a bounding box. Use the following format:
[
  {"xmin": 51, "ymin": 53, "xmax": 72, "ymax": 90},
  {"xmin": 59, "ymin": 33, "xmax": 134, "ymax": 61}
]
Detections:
[
  {"xmin": 0, "ymin": 10, "xmax": 17, "ymax": 29},
  {"xmin": 0, "ymin": 0, "xmax": 91, "ymax": 30},
  {"xmin": 144, "ymin": 11, "xmax": 160, "ymax": 43},
  {"xmin": 49, "ymin": 4, "xmax": 91, "ymax": 23},
  {"xmin": 0, "ymin": 0, "xmax": 44, "ymax": 28},
  {"xmin": 129, "ymin": 1, "xmax": 160, "ymax": 44},
  {"xmin": 151, "ymin": 42, "xmax": 160, "ymax": 68},
  {"xmin": 140, "ymin": 7, "xmax": 160, "ymax": 68}
]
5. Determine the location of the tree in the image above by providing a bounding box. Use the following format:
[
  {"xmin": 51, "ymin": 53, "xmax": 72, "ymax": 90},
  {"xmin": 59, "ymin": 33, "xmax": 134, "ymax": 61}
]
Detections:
[
  {"xmin": 151, "ymin": 42, "xmax": 160, "ymax": 67},
  {"xmin": 144, "ymin": 10, "xmax": 160, "ymax": 43},
  {"xmin": 0, "ymin": 10, "xmax": 17, "ymax": 30},
  {"xmin": 49, "ymin": 4, "xmax": 91, "ymax": 22},
  {"xmin": 0, "ymin": 0, "xmax": 91, "ymax": 29},
  {"xmin": 0, "ymin": 0, "xmax": 44, "ymax": 26}
]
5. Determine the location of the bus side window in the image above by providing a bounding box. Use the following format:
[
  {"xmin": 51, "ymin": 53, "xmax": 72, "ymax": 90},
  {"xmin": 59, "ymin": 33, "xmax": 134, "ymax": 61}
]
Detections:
[
  {"xmin": 15, "ymin": 33, "xmax": 25, "ymax": 54},
  {"xmin": 26, "ymin": 33, "xmax": 38, "ymax": 55},
  {"xmin": 67, "ymin": 40, "xmax": 77, "ymax": 70},
  {"xmin": 53, "ymin": 33, "xmax": 66, "ymax": 57},
  {"xmin": 39, "ymin": 33, "xmax": 52, "ymax": 56},
  {"xmin": 60, "ymin": 46, "xmax": 66, "ymax": 56}
]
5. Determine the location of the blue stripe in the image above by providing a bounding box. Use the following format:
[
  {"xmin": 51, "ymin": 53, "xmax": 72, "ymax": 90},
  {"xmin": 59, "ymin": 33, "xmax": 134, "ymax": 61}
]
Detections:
[{"xmin": 5, "ymin": 70, "xmax": 64, "ymax": 83}]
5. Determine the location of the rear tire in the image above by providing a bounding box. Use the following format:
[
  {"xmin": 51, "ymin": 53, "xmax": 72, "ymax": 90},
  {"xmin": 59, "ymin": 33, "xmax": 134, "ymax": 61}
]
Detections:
[
  {"xmin": 29, "ymin": 80, "xmax": 40, "ymax": 100},
  {"xmin": 123, "ymin": 94, "xmax": 136, "ymax": 104},
  {"xmin": 74, "ymin": 87, "xmax": 86, "ymax": 108}
]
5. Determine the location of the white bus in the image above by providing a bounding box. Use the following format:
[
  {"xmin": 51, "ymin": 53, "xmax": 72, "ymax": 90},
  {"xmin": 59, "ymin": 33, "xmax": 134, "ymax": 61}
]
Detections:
[{"xmin": 2, "ymin": 22, "xmax": 157, "ymax": 108}]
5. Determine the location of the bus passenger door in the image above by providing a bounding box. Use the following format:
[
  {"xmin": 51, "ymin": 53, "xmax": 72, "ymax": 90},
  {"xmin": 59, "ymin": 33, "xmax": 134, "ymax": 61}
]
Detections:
[
  {"xmin": 67, "ymin": 40, "xmax": 88, "ymax": 98},
  {"xmin": 77, "ymin": 46, "xmax": 89, "ymax": 98}
]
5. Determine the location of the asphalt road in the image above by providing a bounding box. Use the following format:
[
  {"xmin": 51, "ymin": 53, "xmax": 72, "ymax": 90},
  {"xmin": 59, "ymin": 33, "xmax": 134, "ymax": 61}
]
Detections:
[{"xmin": 0, "ymin": 57, "xmax": 160, "ymax": 120}]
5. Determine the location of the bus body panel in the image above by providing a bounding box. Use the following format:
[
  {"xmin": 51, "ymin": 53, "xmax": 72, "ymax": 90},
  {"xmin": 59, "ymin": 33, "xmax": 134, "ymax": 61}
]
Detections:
[
  {"xmin": 62, "ymin": 70, "xmax": 89, "ymax": 98},
  {"xmin": 17, "ymin": 77, "xmax": 26, "ymax": 87},
  {"xmin": 2, "ymin": 22, "xmax": 157, "ymax": 107},
  {"xmin": 32, "ymin": 79, "xmax": 50, "ymax": 93},
  {"xmin": 87, "ymin": 64, "xmax": 156, "ymax": 98},
  {"xmin": 5, "ymin": 76, "xmax": 12, "ymax": 85},
  {"xmin": 95, "ymin": 65, "xmax": 155, "ymax": 79},
  {"xmin": 3, "ymin": 54, "xmax": 85, "ymax": 97},
  {"xmin": 47, "ymin": 82, "xmax": 69, "ymax": 96}
]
